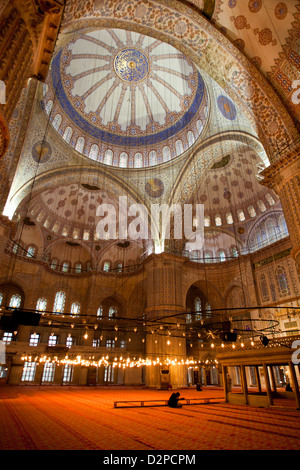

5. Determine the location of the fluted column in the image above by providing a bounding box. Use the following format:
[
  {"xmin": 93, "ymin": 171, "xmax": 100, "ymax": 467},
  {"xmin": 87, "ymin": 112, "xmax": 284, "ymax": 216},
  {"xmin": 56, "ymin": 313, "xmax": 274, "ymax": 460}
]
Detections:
[{"xmin": 261, "ymin": 146, "xmax": 300, "ymax": 274}]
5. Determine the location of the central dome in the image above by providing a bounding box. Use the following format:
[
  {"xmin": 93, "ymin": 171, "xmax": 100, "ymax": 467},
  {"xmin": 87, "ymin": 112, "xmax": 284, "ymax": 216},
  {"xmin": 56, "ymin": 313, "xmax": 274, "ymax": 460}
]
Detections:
[{"xmin": 43, "ymin": 29, "xmax": 209, "ymax": 168}]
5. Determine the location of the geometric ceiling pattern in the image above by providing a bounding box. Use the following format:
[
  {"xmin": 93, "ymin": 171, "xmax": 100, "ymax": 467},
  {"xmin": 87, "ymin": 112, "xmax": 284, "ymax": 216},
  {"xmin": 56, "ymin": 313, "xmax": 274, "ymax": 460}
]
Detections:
[{"xmin": 43, "ymin": 29, "xmax": 209, "ymax": 168}]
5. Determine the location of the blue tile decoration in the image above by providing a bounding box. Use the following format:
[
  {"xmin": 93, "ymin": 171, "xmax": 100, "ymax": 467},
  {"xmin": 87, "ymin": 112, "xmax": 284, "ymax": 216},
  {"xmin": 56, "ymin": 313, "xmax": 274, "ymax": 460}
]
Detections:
[
  {"xmin": 51, "ymin": 49, "xmax": 206, "ymax": 148},
  {"xmin": 114, "ymin": 48, "xmax": 149, "ymax": 82},
  {"xmin": 217, "ymin": 95, "xmax": 237, "ymax": 120}
]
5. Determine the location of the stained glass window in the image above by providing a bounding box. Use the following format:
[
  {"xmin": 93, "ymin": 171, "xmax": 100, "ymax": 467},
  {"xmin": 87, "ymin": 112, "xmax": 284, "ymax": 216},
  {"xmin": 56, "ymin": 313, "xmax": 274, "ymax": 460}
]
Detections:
[
  {"xmin": 134, "ymin": 153, "xmax": 143, "ymax": 168},
  {"xmin": 226, "ymin": 212, "xmax": 233, "ymax": 224},
  {"xmin": 53, "ymin": 292, "xmax": 66, "ymax": 314},
  {"xmin": 75, "ymin": 263, "xmax": 82, "ymax": 274},
  {"xmin": 62, "ymin": 262, "xmax": 69, "ymax": 273},
  {"xmin": 205, "ymin": 302, "xmax": 212, "ymax": 318},
  {"xmin": 63, "ymin": 126, "xmax": 73, "ymax": 143},
  {"xmin": 50, "ymin": 259, "xmax": 58, "ymax": 270},
  {"xmin": 237, "ymin": 209, "xmax": 245, "ymax": 222},
  {"xmin": 75, "ymin": 136, "xmax": 85, "ymax": 153},
  {"xmin": 71, "ymin": 302, "xmax": 80, "ymax": 316},
  {"xmin": 275, "ymin": 266, "xmax": 290, "ymax": 296},
  {"xmin": 194, "ymin": 297, "xmax": 202, "ymax": 320},
  {"xmin": 26, "ymin": 246, "xmax": 36, "ymax": 258},
  {"xmin": 9, "ymin": 294, "xmax": 21, "ymax": 308},
  {"xmin": 103, "ymin": 261, "xmax": 111, "ymax": 272},
  {"xmin": 109, "ymin": 306, "xmax": 117, "ymax": 319},
  {"xmin": 89, "ymin": 144, "xmax": 99, "ymax": 160},
  {"xmin": 36, "ymin": 298, "xmax": 47, "ymax": 312},
  {"xmin": 97, "ymin": 306, "xmax": 103, "ymax": 318},
  {"xmin": 215, "ymin": 214, "xmax": 222, "ymax": 226},
  {"xmin": 204, "ymin": 216, "xmax": 210, "ymax": 227}
]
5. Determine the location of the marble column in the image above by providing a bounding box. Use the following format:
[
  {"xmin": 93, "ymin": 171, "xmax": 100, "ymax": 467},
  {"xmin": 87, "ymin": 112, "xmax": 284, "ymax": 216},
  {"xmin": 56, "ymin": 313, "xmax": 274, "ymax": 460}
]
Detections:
[
  {"xmin": 144, "ymin": 254, "xmax": 187, "ymax": 389},
  {"xmin": 261, "ymin": 147, "xmax": 300, "ymax": 274}
]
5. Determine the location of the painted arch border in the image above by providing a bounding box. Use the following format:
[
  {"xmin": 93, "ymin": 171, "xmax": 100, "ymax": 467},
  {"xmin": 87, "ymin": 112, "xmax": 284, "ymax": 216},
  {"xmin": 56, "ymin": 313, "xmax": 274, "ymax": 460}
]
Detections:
[{"xmin": 59, "ymin": 0, "xmax": 299, "ymax": 159}]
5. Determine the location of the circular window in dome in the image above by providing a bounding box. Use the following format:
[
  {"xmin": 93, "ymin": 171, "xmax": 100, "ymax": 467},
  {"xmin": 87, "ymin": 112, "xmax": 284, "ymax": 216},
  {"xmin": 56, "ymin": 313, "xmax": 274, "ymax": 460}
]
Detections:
[{"xmin": 44, "ymin": 28, "xmax": 209, "ymax": 168}]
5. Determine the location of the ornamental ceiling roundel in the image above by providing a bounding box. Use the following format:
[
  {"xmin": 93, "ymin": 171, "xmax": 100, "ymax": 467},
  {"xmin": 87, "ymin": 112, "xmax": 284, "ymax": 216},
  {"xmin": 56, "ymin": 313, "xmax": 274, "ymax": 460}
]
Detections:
[{"xmin": 44, "ymin": 28, "xmax": 209, "ymax": 168}]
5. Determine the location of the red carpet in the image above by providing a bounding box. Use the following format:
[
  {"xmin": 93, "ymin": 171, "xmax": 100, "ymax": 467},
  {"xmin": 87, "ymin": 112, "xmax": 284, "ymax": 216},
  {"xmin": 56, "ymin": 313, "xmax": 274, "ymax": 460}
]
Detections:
[{"xmin": 0, "ymin": 386, "xmax": 299, "ymax": 450}]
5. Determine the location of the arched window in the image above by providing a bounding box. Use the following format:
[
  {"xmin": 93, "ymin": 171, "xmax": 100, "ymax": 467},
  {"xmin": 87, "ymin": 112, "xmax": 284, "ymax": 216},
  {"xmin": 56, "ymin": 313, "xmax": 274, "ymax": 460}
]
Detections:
[
  {"xmin": 186, "ymin": 313, "xmax": 192, "ymax": 323},
  {"xmin": 0, "ymin": 293, "xmax": 3, "ymax": 306},
  {"xmin": 63, "ymin": 126, "xmax": 73, "ymax": 143},
  {"xmin": 52, "ymin": 114, "xmax": 62, "ymax": 131},
  {"xmin": 83, "ymin": 230, "xmax": 90, "ymax": 241},
  {"xmin": 275, "ymin": 266, "xmax": 290, "ymax": 297},
  {"xmin": 116, "ymin": 262, "xmax": 123, "ymax": 273},
  {"xmin": 204, "ymin": 251, "xmax": 212, "ymax": 263},
  {"xmin": 97, "ymin": 306, "xmax": 103, "ymax": 318},
  {"xmin": 62, "ymin": 262, "xmax": 69, "ymax": 273},
  {"xmin": 50, "ymin": 259, "xmax": 58, "ymax": 270},
  {"xmin": 175, "ymin": 140, "xmax": 183, "ymax": 156},
  {"xmin": 53, "ymin": 291, "xmax": 66, "ymax": 314},
  {"xmin": 26, "ymin": 246, "xmax": 36, "ymax": 258},
  {"xmin": 72, "ymin": 228, "xmax": 79, "ymax": 240},
  {"xmin": 134, "ymin": 153, "xmax": 143, "ymax": 168},
  {"xmin": 219, "ymin": 250, "xmax": 226, "ymax": 262},
  {"xmin": 231, "ymin": 246, "xmax": 238, "ymax": 258},
  {"xmin": 103, "ymin": 261, "xmax": 111, "ymax": 272},
  {"xmin": 45, "ymin": 100, "xmax": 53, "ymax": 115},
  {"xmin": 257, "ymin": 200, "xmax": 266, "ymax": 212},
  {"xmin": 62, "ymin": 227, "xmax": 69, "ymax": 237},
  {"xmin": 215, "ymin": 214, "xmax": 222, "ymax": 226},
  {"xmin": 259, "ymin": 274, "xmax": 269, "ymax": 302},
  {"xmin": 104, "ymin": 150, "xmax": 113, "ymax": 165},
  {"xmin": 75, "ymin": 137, "xmax": 85, "ymax": 153},
  {"xmin": 75, "ymin": 263, "xmax": 82, "ymax": 274},
  {"xmin": 119, "ymin": 152, "xmax": 128, "ymax": 168},
  {"xmin": 9, "ymin": 294, "xmax": 21, "ymax": 308},
  {"xmin": 226, "ymin": 212, "xmax": 234, "ymax": 224},
  {"xmin": 187, "ymin": 131, "xmax": 195, "ymax": 146},
  {"xmin": 36, "ymin": 298, "xmax": 47, "ymax": 312},
  {"xmin": 86, "ymin": 261, "xmax": 92, "ymax": 272},
  {"xmin": 163, "ymin": 146, "xmax": 171, "ymax": 162},
  {"xmin": 89, "ymin": 144, "xmax": 99, "ymax": 160},
  {"xmin": 194, "ymin": 297, "xmax": 202, "ymax": 320},
  {"xmin": 266, "ymin": 193, "xmax": 275, "ymax": 206},
  {"xmin": 237, "ymin": 209, "xmax": 245, "ymax": 222},
  {"xmin": 43, "ymin": 83, "xmax": 48, "ymax": 97},
  {"xmin": 149, "ymin": 151, "xmax": 157, "ymax": 166},
  {"xmin": 248, "ymin": 205, "xmax": 256, "ymax": 218},
  {"xmin": 266, "ymin": 218, "xmax": 278, "ymax": 241},
  {"xmin": 108, "ymin": 306, "xmax": 117, "ymax": 319},
  {"xmin": 71, "ymin": 302, "xmax": 80, "ymax": 316},
  {"xmin": 204, "ymin": 216, "xmax": 210, "ymax": 227},
  {"xmin": 205, "ymin": 302, "xmax": 212, "ymax": 318}
]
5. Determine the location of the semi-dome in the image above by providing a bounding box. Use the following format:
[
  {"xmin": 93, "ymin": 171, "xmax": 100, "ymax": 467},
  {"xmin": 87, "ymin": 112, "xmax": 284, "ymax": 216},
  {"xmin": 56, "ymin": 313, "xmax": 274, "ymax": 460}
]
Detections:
[{"xmin": 43, "ymin": 28, "xmax": 209, "ymax": 168}]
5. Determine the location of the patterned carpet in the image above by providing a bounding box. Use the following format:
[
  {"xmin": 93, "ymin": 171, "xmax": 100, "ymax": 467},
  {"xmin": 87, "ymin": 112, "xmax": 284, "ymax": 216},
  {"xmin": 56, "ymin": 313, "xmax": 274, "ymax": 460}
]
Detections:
[{"xmin": 0, "ymin": 386, "xmax": 299, "ymax": 451}]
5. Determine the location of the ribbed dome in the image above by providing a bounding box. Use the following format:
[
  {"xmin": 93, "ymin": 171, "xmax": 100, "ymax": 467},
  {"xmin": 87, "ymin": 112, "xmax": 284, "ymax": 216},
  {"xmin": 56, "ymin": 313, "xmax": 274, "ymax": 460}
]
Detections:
[{"xmin": 43, "ymin": 28, "xmax": 209, "ymax": 168}]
